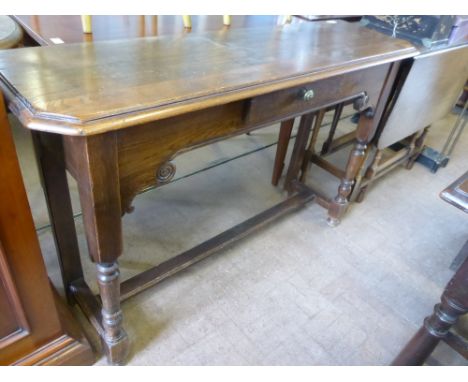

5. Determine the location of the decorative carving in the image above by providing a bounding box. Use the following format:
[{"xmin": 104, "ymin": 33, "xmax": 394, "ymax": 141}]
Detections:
[{"xmin": 156, "ymin": 161, "xmax": 176, "ymax": 184}]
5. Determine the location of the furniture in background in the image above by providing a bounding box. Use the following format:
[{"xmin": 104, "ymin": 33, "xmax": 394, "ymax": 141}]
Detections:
[
  {"xmin": 392, "ymin": 171, "xmax": 468, "ymax": 365},
  {"xmin": 0, "ymin": 15, "xmax": 22, "ymax": 49},
  {"xmin": 0, "ymin": 92, "xmax": 94, "ymax": 366},
  {"xmin": 0, "ymin": 21, "xmax": 415, "ymax": 364},
  {"xmin": 12, "ymin": 15, "xmax": 292, "ymax": 46},
  {"xmin": 278, "ymin": 43, "xmax": 468, "ymax": 209},
  {"xmin": 353, "ymin": 44, "xmax": 468, "ymax": 201},
  {"xmin": 361, "ymin": 15, "xmax": 467, "ymax": 48}
]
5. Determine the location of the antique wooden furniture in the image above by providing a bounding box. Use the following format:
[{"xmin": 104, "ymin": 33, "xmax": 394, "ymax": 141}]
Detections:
[
  {"xmin": 354, "ymin": 44, "xmax": 468, "ymax": 201},
  {"xmin": 12, "ymin": 15, "xmax": 287, "ymax": 46},
  {"xmin": 0, "ymin": 22, "xmax": 416, "ymax": 364},
  {"xmin": 392, "ymin": 171, "xmax": 468, "ymax": 365},
  {"xmin": 0, "ymin": 16, "xmax": 22, "ymax": 49},
  {"xmin": 0, "ymin": 92, "xmax": 94, "ymax": 365}
]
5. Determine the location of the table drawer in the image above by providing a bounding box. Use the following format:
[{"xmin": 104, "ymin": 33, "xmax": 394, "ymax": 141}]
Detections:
[{"xmin": 245, "ymin": 64, "xmax": 390, "ymax": 125}]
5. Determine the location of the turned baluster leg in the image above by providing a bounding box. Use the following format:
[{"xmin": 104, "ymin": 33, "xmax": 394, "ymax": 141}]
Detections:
[
  {"xmin": 67, "ymin": 132, "xmax": 129, "ymax": 365},
  {"xmin": 272, "ymin": 118, "xmax": 295, "ymax": 186},
  {"xmin": 392, "ymin": 257, "xmax": 468, "ymax": 365},
  {"xmin": 327, "ymin": 108, "xmax": 373, "ymax": 226},
  {"xmin": 97, "ymin": 262, "xmax": 129, "ymax": 365}
]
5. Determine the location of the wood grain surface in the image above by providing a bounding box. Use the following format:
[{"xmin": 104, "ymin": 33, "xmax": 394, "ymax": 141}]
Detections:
[{"xmin": 0, "ymin": 21, "xmax": 416, "ymax": 135}]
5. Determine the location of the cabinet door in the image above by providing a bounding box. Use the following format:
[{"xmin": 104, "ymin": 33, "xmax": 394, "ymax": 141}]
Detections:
[{"xmin": 0, "ymin": 242, "xmax": 30, "ymax": 349}]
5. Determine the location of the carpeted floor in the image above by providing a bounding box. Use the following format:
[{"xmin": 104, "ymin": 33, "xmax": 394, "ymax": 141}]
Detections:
[{"xmin": 10, "ymin": 106, "xmax": 468, "ymax": 365}]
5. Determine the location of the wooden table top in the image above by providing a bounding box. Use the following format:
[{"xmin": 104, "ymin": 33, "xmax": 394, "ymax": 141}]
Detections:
[
  {"xmin": 13, "ymin": 15, "xmax": 286, "ymax": 46},
  {"xmin": 0, "ymin": 20, "xmax": 417, "ymax": 136}
]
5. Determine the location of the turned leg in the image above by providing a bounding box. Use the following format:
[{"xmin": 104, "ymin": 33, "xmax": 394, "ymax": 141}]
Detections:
[
  {"xmin": 97, "ymin": 262, "xmax": 129, "ymax": 365},
  {"xmin": 327, "ymin": 109, "xmax": 373, "ymax": 226},
  {"xmin": 392, "ymin": 257, "xmax": 468, "ymax": 365},
  {"xmin": 283, "ymin": 112, "xmax": 315, "ymax": 192},
  {"xmin": 31, "ymin": 131, "xmax": 84, "ymax": 304},
  {"xmin": 300, "ymin": 108, "xmax": 326, "ymax": 182},
  {"xmin": 271, "ymin": 118, "xmax": 295, "ymax": 186},
  {"xmin": 66, "ymin": 133, "xmax": 129, "ymax": 365},
  {"xmin": 406, "ymin": 126, "xmax": 429, "ymax": 170}
]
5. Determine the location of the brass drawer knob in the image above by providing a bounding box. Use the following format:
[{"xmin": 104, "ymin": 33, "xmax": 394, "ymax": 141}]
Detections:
[{"xmin": 301, "ymin": 89, "xmax": 315, "ymax": 101}]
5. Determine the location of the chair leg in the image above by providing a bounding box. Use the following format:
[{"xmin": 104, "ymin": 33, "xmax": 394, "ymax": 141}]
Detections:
[
  {"xmin": 271, "ymin": 118, "xmax": 294, "ymax": 186},
  {"xmin": 392, "ymin": 255, "xmax": 468, "ymax": 365}
]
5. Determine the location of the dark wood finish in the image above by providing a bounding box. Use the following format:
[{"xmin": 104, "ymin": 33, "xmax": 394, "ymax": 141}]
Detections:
[
  {"xmin": 284, "ymin": 113, "xmax": 316, "ymax": 191},
  {"xmin": 31, "ymin": 132, "xmax": 84, "ymax": 303},
  {"xmin": 0, "ymin": 92, "xmax": 93, "ymax": 365},
  {"xmin": 245, "ymin": 65, "xmax": 387, "ymax": 128},
  {"xmin": 327, "ymin": 62, "xmax": 401, "ymax": 225},
  {"xmin": 321, "ymin": 104, "xmax": 344, "ymax": 155},
  {"xmin": 0, "ymin": 22, "xmax": 415, "ymax": 136},
  {"xmin": 0, "ymin": 23, "xmax": 416, "ymax": 364},
  {"xmin": 300, "ymin": 109, "xmax": 326, "ymax": 181},
  {"xmin": 392, "ymin": 252, "xmax": 468, "ymax": 365},
  {"xmin": 13, "ymin": 15, "xmax": 284, "ymax": 46},
  {"xmin": 392, "ymin": 172, "xmax": 468, "ymax": 365},
  {"xmin": 271, "ymin": 119, "xmax": 294, "ymax": 186},
  {"xmin": 96, "ymin": 263, "xmax": 129, "ymax": 365}
]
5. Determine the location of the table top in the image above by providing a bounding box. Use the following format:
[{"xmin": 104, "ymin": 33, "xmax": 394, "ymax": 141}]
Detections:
[
  {"xmin": 0, "ymin": 20, "xmax": 417, "ymax": 136},
  {"xmin": 13, "ymin": 15, "xmax": 287, "ymax": 46},
  {"xmin": 440, "ymin": 171, "xmax": 468, "ymax": 213}
]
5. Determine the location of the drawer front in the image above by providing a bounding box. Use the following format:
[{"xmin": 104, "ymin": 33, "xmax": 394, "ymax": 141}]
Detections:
[{"xmin": 245, "ymin": 64, "xmax": 390, "ymax": 126}]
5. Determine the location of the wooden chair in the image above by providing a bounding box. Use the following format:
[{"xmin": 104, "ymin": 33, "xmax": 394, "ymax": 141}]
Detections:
[{"xmin": 392, "ymin": 172, "xmax": 468, "ymax": 365}]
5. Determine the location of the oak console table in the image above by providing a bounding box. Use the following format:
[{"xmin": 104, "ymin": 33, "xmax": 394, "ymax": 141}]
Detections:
[{"xmin": 0, "ymin": 21, "xmax": 416, "ymax": 364}]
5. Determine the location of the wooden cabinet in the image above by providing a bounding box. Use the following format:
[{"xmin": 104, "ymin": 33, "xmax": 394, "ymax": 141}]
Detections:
[{"xmin": 0, "ymin": 93, "xmax": 94, "ymax": 365}]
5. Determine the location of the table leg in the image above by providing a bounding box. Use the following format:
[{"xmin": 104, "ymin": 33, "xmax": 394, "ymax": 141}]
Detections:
[
  {"xmin": 283, "ymin": 113, "xmax": 315, "ymax": 192},
  {"xmin": 68, "ymin": 133, "xmax": 129, "ymax": 365},
  {"xmin": 32, "ymin": 132, "xmax": 84, "ymax": 304},
  {"xmin": 327, "ymin": 110, "xmax": 373, "ymax": 226},
  {"xmin": 97, "ymin": 262, "xmax": 128, "ymax": 365},
  {"xmin": 300, "ymin": 108, "xmax": 326, "ymax": 182},
  {"xmin": 271, "ymin": 118, "xmax": 294, "ymax": 186}
]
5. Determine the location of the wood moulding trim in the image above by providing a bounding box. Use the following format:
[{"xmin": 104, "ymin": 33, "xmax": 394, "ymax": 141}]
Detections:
[{"xmin": 11, "ymin": 288, "xmax": 95, "ymax": 366}]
